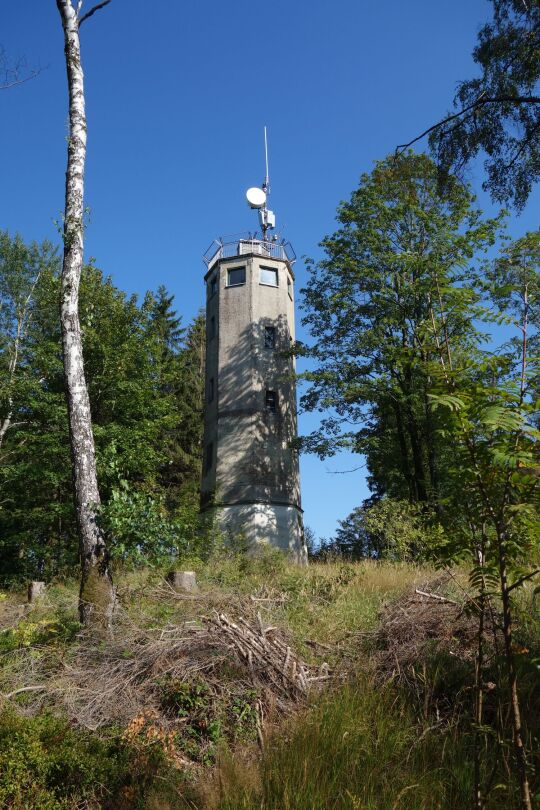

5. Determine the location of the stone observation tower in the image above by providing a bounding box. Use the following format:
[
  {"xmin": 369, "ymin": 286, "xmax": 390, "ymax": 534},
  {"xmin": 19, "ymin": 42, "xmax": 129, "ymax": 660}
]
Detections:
[{"xmin": 201, "ymin": 131, "xmax": 306, "ymax": 562}]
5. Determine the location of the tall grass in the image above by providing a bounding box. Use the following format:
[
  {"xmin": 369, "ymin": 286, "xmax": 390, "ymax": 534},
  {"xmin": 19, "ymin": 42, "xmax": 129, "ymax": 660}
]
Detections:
[
  {"xmin": 208, "ymin": 676, "xmax": 479, "ymax": 810},
  {"xmin": 6, "ymin": 556, "xmax": 536, "ymax": 808}
]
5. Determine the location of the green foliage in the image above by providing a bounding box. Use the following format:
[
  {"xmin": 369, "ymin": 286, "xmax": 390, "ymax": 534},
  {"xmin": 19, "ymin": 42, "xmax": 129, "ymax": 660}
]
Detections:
[
  {"xmin": 300, "ymin": 159, "xmax": 539, "ymax": 797},
  {"xmin": 320, "ymin": 499, "xmax": 440, "ymax": 561},
  {"xmin": 430, "ymin": 0, "xmax": 540, "ymax": 210},
  {"xmin": 0, "ymin": 232, "xmax": 205, "ymax": 583},
  {"xmin": 300, "ymin": 152, "xmax": 502, "ymax": 508},
  {"xmin": 202, "ymin": 543, "xmax": 288, "ymax": 591},
  {"xmin": 0, "ymin": 708, "xmax": 178, "ymax": 809},
  {"xmin": 99, "ymin": 482, "xmax": 204, "ymax": 566},
  {"xmin": 0, "ymin": 614, "xmax": 80, "ymax": 653},
  {"xmin": 156, "ymin": 676, "xmax": 260, "ymax": 767},
  {"xmin": 426, "ymin": 231, "xmax": 540, "ymax": 572},
  {"xmin": 362, "ymin": 498, "xmax": 443, "ymax": 561}
]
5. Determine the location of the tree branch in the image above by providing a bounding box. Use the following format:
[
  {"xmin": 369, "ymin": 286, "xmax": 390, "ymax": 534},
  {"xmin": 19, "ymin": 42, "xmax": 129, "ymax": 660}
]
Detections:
[
  {"xmin": 1, "ymin": 685, "xmax": 46, "ymax": 700},
  {"xmin": 507, "ymin": 569, "xmax": 540, "ymax": 594},
  {"xmin": 0, "ymin": 47, "xmax": 45, "ymax": 90},
  {"xmin": 78, "ymin": 0, "xmax": 111, "ymax": 27},
  {"xmin": 395, "ymin": 95, "xmax": 540, "ymax": 156},
  {"xmin": 504, "ymin": 118, "xmax": 540, "ymax": 171},
  {"xmin": 0, "ymin": 70, "xmax": 43, "ymax": 90}
]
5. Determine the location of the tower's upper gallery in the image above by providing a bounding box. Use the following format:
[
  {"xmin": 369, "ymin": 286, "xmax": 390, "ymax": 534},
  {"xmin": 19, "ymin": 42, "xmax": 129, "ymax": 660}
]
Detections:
[{"xmin": 203, "ymin": 234, "xmax": 296, "ymax": 280}]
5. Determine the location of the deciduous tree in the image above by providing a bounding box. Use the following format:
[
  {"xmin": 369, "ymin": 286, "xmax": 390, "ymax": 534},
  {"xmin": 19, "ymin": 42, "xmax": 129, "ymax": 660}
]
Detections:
[
  {"xmin": 299, "ymin": 153, "xmax": 501, "ymax": 506},
  {"xmin": 56, "ymin": 0, "xmax": 113, "ymax": 628},
  {"xmin": 398, "ymin": 0, "xmax": 540, "ymax": 210}
]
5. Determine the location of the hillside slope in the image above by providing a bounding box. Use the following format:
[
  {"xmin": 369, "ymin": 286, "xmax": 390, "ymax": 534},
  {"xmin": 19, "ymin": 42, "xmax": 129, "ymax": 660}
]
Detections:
[{"xmin": 1, "ymin": 554, "xmax": 539, "ymax": 809}]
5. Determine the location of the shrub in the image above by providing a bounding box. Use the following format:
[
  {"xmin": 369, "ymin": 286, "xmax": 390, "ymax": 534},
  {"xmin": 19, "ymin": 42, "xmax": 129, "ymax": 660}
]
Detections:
[
  {"xmin": 0, "ymin": 708, "xmax": 182, "ymax": 809},
  {"xmin": 99, "ymin": 484, "xmax": 206, "ymax": 566}
]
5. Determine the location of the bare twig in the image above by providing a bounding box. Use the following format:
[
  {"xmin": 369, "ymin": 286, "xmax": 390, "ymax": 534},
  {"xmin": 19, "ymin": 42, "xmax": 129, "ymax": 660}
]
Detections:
[
  {"xmin": 415, "ymin": 589, "xmax": 458, "ymax": 605},
  {"xmin": 1, "ymin": 685, "xmax": 46, "ymax": 700},
  {"xmin": 0, "ymin": 47, "xmax": 45, "ymax": 90}
]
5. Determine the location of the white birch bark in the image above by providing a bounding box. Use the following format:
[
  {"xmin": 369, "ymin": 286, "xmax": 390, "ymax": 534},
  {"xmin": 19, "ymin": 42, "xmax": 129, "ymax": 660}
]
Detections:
[
  {"xmin": 0, "ymin": 318, "xmax": 22, "ymax": 452},
  {"xmin": 56, "ymin": 0, "xmax": 114, "ymax": 629},
  {"xmin": 0, "ymin": 273, "xmax": 41, "ymax": 453}
]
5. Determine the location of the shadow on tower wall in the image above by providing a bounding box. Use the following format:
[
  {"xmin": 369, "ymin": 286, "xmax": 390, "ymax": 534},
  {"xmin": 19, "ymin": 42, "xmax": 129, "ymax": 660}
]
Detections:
[{"xmin": 201, "ymin": 312, "xmax": 300, "ymax": 512}]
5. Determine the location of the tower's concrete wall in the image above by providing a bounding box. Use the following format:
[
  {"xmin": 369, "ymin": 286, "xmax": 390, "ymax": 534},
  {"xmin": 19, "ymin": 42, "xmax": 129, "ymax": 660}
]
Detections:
[
  {"xmin": 217, "ymin": 503, "xmax": 307, "ymax": 564},
  {"xmin": 201, "ymin": 249, "xmax": 306, "ymax": 561}
]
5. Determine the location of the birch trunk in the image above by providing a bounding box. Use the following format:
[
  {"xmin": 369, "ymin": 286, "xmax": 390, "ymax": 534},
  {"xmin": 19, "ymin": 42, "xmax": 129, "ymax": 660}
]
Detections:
[
  {"xmin": 56, "ymin": 0, "xmax": 114, "ymax": 630},
  {"xmin": 0, "ymin": 271, "xmax": 41, "ymax": 454}
]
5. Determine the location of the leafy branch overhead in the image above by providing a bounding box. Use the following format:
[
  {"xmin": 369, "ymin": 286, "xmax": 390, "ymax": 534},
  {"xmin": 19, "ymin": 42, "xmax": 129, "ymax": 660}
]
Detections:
[{"xmin": 397, "ymin": 0, "xmax": 540, "ymax": 210}]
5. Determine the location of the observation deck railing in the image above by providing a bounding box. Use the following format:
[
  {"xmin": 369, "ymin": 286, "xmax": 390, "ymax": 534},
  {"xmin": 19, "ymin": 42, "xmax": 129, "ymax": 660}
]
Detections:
[{"xmin": 203, "ymin": 232, "xmax": 296, "ymax": 270}]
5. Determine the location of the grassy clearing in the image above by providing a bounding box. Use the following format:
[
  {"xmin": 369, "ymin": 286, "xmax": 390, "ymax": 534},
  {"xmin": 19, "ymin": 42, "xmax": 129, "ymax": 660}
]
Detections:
[
  {"xmin": 1, "ymin": 554, "xmax": 538, "ymax": 809},
  {"xmin": 89, "ymin": 552, "xmax": 431, "ymax": 659}
]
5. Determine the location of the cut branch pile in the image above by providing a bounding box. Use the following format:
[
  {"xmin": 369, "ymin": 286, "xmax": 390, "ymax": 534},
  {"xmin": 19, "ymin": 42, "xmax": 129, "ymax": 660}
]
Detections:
[
  {"xmin": 1, "ymin": 609, "xmax": 330, "ymax": 732},
  {"xmin": 371, "ymin": 574, "xmax": 499, "ymax": 688},
  {"xmin": 206, "ymin": 612, "xmax": 330, "ymax": 703}
]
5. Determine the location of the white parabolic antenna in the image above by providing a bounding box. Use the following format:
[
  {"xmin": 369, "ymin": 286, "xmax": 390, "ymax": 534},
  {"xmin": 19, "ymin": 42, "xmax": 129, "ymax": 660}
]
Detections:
[{"xmin": 246, "ymin": 186, "xmax": 267, "ymax": 209}]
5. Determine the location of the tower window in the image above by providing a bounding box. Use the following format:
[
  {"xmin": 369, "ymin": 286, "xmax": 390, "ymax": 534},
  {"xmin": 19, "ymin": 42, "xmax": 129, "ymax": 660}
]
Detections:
[
  {"xmin": 265, "ymin": 390, "xmax": 278, "ymax": 412},
  {"xmin": 287, "ymin": 277, "xmax": 293, "ymax": 299},
  {"xmin": 210, "ymin": 315, "xmax": 216, "ymax": 339},
  {"xmin": 205, "ymin": 442, "xmax": 213, "ymax": 473},
  {"xmin": 260, "ymin": 266, "xmax": 278, "ymax": 286},
  {"xmin": 208, "ymin": 377, "xmax": 214, "ymax": 403},
  {"xmin": 227, "ymin": 266, "xmax": 246, "ymax": 287},
  {"xmin": 209, "ymin": 276, "xmax": 217, "ymax": 297},
  {"xmin": 264, "ymin": 325, "xmax": 276, "ymax": 349}
]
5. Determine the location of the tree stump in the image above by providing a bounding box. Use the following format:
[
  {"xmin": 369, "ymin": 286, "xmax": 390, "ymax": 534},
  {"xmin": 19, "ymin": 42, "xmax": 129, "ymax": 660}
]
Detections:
[
  {"xmin": 166, "ymin": 571, "xmax": 198, "ymax": 593},
  {"xmin": 28, "ymin": 581, "xmax": 46, "ymax": 604}
]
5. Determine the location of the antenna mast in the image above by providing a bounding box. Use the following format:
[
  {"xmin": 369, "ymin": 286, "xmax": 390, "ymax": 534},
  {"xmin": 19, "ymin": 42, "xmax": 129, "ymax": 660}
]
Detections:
[
  {"xmin": 263, "ymin": 126, "xmax": 269, "ymax": 194},
  {"xmin": 245, "ymin": 127, "xmax": 276, "ymax": 241}
]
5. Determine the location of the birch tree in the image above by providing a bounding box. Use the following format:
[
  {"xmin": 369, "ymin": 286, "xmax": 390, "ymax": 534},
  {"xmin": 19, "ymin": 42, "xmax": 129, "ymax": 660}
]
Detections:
[
  {"xmin": 56, "ymin": 0, "xmax": 113, "ymax": 629},
  {"xmin": 0, "ymin": 234, "xmax": 53, "ymax": 454}
]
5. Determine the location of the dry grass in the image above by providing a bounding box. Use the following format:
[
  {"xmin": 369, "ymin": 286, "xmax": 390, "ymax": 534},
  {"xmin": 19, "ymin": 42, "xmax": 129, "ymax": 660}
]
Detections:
[{"xmin": 0, "ymin": 557, "xmax": 443, "ymax": 805}]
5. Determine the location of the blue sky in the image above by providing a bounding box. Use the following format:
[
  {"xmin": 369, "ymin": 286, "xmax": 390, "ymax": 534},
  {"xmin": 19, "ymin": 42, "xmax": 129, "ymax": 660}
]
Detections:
[{"xmin": 1, "ymin": 1, "xmax": 539, "ymax": 541}]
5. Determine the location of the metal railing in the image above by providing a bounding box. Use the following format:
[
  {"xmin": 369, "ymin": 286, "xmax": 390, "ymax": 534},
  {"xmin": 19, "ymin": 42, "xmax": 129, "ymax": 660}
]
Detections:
[{"xmin": 203, "ymin": 232, "xmax": 296, "ymax": 269}]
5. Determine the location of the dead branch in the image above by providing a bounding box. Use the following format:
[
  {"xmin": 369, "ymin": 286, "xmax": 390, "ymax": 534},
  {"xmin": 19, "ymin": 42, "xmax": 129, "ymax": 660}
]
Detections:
[
  {"xmin": 1, "ymin": 685, "xmax": 47, "ymax": 700},
  {"xmin": 0, "ymin": 606, "xmax": 332, "ymax": 733},
  {"xmin": 395, "ymin": 95, "xmax": 540, "ymax": 156},
  {"xmin": 0, "ymin": 47, "xmax": 44, "ymax": 91},
  {"xmin": 415, "ymin": 589, "xmax": 458, "ymax": 605},
  {"xmin": 206, "ymin": 612, "xmax": 330, "ymax": 701},
  {"xmin": 78, "ymin": 0, "xmax": 112, "ymax": 26}
]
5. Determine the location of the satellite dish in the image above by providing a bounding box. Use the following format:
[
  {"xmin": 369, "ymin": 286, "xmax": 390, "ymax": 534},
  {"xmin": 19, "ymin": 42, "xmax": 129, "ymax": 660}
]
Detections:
[{"xmin": 246, "ymin": 187, "xmax": 266, "ymax": 209}]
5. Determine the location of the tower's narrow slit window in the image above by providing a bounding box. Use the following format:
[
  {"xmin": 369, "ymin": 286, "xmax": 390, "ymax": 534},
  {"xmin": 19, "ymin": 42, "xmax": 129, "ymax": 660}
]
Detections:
[
  {"xmin": 205, "ymin": 442, "xmax": 214, "ymax": 473},
  {"xmin": 265, "ymin": 389, "xmax": 278, "ymax": 412},
  {"xmin": 210, "ymin": 315, "xmax": 216, "ymax": 339},
  {"xmin": 227, "ymin": 266, "xmax": 246, "ymax": 287},
  {"xmin": 287, "ymin": 277, "xmax": 293, "ymax": 299},
  {"xmin": 209, "ymin": 275, "xmax": 217, "ymax": 298},
  {"xmin": 264, "ymin": 325, "xmax": 276, "ymax": 349},
  {"xmin": 260, "ymin": 266, "xmax": 278, "ymax": 286}
]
